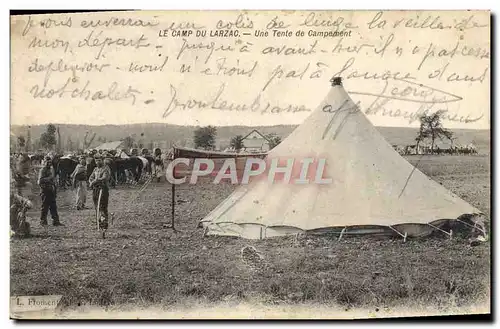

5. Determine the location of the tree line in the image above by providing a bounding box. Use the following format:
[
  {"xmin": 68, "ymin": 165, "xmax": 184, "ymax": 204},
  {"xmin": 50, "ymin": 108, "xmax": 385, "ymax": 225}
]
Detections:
[
  {"xmin": 415, "ymin": 110, "xmax": 455, "ymax": 154},
  {"xmin": 12, "ymin": 123, "xmax": 283, "ymax": 154},
  {"xmin": 12, "ymin": 124, "xmax": 151, "ymax": 154}
]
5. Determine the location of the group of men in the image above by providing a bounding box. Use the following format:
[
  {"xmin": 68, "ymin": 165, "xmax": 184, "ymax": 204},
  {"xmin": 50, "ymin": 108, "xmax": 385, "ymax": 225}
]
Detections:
[
  {"xmin": 11, "ymin": 146, "xmax": 166, "ymax": 237},
  {"xmin": 10, "ymin": 153, "xmax": 113, "ymax": 237}
]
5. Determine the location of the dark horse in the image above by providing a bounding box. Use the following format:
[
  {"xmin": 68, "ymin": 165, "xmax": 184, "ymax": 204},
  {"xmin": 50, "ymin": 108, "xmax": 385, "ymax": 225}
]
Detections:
[
  {"xmin": 140, "ymin": 155, "xmax": 154, "ymax": 176},
  {"xmin": 53, "ymin": 155, "xmax": 78, "ymax": 189},
  {"xmin": 115, "ymin": 157, "xmax": 143, "ymax": 184}
]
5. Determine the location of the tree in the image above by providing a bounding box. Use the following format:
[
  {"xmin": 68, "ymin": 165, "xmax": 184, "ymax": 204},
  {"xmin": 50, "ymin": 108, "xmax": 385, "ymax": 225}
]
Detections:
[
  {"xmin": 56, "ymin": 126, "xmax": 61, "ymax": 152},
  {"xmin": 194, "ymin": 126, "xmax": 217, "ymax": 150},
  {"xmin": 138, "ymin": 133, "xmax": 145, "ymax": 148},
  {"xmin": 415, "ymin": 125, "xmax": 429, "ymax": 155},
  {"xmin": 230, "ymin": 135, "xmax": 245, "ymax": 152},
  {"xmin": 123, "ymin": 136, "xmax": 135, "ymax": 149},
  {"xmin": 47, "ymin": 123, "xmax": 56, "ymax": 135},
  {"xmin": 26, "ymin": 127, "xmax": 31, "ymax": 152},
  {"xmin": 66, "ymin": 136, "xmax": 74, "ymax": 151},
  {"xmin": 417, "ymin": 111, "xmax": 453, "ymax": 154},
  {"xmin": 17, "ymin": 135, "xmax": 26, "ymax": 150},
  {"xmin": 40, "ymin": 124, "xmax": 57, "ymax": 150},
  {"xmin": 83, "ymin": 131, "xmax": 96, "ymax": 149},
  {"xmin": 266, "ymin": 133, "xmax": 282, "ymax": 150},
  {"xmin": 449, "ymin": 136, "xmax": 457, "ymax": 148}
]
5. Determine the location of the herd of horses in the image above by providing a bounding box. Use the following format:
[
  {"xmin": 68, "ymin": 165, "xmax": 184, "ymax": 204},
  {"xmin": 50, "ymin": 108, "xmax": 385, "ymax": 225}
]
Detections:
[{"xmin": 26, "ymin": 148, "xmax": 167, "ymax": 189}]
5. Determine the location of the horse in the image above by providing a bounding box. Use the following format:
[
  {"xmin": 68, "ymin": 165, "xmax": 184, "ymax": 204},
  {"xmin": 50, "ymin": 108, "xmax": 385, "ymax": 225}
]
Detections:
[{"xmin": 53, "ymin": 155, "xmax": 78, "ymax": 189}]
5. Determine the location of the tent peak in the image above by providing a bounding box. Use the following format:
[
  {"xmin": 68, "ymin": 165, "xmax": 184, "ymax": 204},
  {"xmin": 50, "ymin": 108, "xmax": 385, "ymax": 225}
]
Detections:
[{"xmin": 330, "ymin": 76, "xmax": 342, "ymax": 86}]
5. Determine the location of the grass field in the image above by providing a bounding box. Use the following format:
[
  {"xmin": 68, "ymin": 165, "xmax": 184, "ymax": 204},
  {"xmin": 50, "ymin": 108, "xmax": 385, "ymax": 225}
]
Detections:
[{"xmin": 10, "ymin": 154, "xmax": 491, "ymax": 318}]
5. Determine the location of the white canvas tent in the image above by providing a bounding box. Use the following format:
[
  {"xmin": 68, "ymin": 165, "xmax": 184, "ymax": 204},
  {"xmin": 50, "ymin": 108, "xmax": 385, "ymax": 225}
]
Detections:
[{"xmin": 201, "ymin": 78, "xmax": 485, "ymax": 240}]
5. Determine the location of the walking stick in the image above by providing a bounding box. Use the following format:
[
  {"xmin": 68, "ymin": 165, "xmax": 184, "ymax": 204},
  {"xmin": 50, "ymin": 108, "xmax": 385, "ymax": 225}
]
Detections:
[{"xmin": 96, "ymin": 188, "xmax": 102, "ymax": 231}]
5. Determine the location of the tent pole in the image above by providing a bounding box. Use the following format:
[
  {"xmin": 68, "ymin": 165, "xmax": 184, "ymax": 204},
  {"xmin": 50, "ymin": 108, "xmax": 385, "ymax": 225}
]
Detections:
[
  {"xmin": 171, "ymin": 182, "xmax": 175, "ymax": 230},
  {"xmin": 170, "ymin": 148, "xmax": 176, "ymax": 231}
]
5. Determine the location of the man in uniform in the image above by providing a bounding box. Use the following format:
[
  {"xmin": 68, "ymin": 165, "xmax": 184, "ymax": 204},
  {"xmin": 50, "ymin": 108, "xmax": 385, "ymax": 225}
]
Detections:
[
  {"xmin": 38, "ymin": 156, "xmax": 62, "ymax": 226},
  {"xmin": 89, "ymin": 155, "xmax": 111, "ymax": 230},
  {"xmin": 103, "ymin": 152, "xmax": 116, "ymax": 188},
  {"xmin": 153, "ymin": 148, "xmax": 164, "ymax": 182},
  {"xmin": 71, "ymin": 156, "xmax": 88, "ymax": 210}
]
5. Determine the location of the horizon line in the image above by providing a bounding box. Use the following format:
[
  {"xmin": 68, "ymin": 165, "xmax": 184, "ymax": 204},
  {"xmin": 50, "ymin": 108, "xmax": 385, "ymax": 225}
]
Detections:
[{"xmin": 9, "ymin": 122, "xmax": 491, "ymax": 131}]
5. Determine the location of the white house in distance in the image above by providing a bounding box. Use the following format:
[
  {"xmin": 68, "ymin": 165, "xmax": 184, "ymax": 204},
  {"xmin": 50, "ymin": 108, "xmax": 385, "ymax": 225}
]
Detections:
[{"xmin": 241, "ymin": 129, "xmax": 271, "ymax": 153}]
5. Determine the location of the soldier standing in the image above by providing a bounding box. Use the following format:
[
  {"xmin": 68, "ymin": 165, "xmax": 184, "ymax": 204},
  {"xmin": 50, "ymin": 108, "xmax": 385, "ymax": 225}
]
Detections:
[
  {"xmin": 71, "ymin": 156, "xmax": 88, "ymax": 210},
  {"xmin": 38, "ymin": 156, "xmax": 63, "ymax": 226},
  {"xmin": 103, "ymin": 153, "xmax": 116, "ymax": 188},
  {"xmin": 89, "ymin": 155, "xmax": 111, "ymax": 230}
]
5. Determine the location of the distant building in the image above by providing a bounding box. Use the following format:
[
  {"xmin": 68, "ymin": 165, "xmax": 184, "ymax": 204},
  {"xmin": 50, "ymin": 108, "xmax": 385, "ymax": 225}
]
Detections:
[
  {"xmin": 95, "ymin": 140, "xmax": 126, "ymax": 151},
  {"xmin": 241, "ymin": 129, "xmax": 271, "ymax": 153}
]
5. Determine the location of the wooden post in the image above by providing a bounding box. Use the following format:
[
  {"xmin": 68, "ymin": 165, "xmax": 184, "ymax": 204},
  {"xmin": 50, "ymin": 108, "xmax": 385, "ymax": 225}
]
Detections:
[
  {"xmin": 96, "ymin": 189, "xmax": 102, "ymax": 232},
  {"xmin": 171, "ymin": 148, "xmax": 177, "ymax": 230},
  {"xmin": 171, "ymin": 182, "xmax": 175, "ymax": 230}
]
